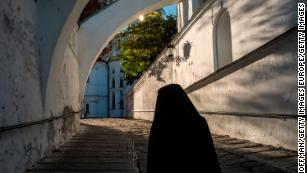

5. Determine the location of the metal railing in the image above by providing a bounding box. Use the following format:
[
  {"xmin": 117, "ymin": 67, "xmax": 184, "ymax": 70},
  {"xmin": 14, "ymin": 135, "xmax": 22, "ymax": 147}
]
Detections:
[
  {"xmin": 185, "ymin": 26, "xmax": 297, "ymax": 94},
  {"xmin": 127, "ymin": 110, "xmax": 300, "ymax": 119},
  {"xmin": 0, "ymin": 110, "xmax": 83, "ymax": 133}
]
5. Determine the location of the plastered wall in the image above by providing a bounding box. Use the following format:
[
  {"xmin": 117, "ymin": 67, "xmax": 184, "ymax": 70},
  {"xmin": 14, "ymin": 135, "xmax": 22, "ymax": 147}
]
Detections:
[
  {"xmin": 0, "ymin": 1, "xmax": 83, "ymax": 172},
  {"xmin": 127, "ymin": 0, "xmax": 298, "ymax": 150}
]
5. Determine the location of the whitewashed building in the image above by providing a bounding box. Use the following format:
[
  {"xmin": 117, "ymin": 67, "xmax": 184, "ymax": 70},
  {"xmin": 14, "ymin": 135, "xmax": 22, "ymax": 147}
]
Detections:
[
  {"xmin": 83, "ymin": 38, "xmax": 126, "ymax": 118},
  {"xmin": 83, "ymin": 61, "xmax": 108, "ymax": 117}
]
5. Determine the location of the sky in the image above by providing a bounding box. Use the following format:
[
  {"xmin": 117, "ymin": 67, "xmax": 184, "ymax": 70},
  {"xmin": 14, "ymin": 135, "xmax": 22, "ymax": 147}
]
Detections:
[{"xmin": 163, "ymin": 4, "xmax": 177, "ymax": 16}]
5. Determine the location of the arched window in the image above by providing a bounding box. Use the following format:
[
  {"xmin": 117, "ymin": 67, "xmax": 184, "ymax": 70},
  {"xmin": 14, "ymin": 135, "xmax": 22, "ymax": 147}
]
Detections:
[
  {"xmin": 119, "ymin": 91, "xmax": 124, "ymax": 109},
  {"xmin": 112, "ymin": 78, "xmax": 115, "ymax": 88},
  {"xmin": 120, "ymin": 77, "xmax": 124, "ymax": 87},
  {"xmin": 86, "ymin": 103, "xmax": 89, "ymax": 113},
  {"xmin": 213, "ymin": 8, "xmax": 233, "ymax": 71},
  {"xmin": 112, "ymin": 92, "xmax": 115, "ymax": 110}
]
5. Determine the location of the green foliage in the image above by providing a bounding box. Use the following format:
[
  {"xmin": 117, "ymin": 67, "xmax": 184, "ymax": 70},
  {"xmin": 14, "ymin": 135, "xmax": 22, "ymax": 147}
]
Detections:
[{"xmin": 118, "ymin": 12, "xmax": 177, "ymax": 84}]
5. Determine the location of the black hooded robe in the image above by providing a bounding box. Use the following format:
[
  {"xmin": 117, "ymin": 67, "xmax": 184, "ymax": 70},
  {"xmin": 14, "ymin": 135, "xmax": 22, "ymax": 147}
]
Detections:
[{"xmin": 146, "ymin": 84, "xmax": 221, "ymax": 173}]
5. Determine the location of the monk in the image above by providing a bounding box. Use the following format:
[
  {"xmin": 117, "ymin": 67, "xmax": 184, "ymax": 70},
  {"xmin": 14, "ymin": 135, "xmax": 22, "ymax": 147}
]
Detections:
[{"xmin": 146, "ymin": 84, "xmax": 221, "ymax": 173}]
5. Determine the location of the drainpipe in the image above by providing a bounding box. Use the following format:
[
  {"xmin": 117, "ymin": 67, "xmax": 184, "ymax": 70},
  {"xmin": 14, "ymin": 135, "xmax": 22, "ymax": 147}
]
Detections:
[{"xmin": 101, "ymin": 59, "xmax": 110, "ymax": 117}]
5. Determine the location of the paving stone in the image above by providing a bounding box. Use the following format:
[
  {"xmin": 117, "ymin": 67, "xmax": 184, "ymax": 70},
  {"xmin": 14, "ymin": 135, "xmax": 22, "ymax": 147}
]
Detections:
[{"xmin": 27, "ymin": 119, "xmax": 298, "ymax": 173}]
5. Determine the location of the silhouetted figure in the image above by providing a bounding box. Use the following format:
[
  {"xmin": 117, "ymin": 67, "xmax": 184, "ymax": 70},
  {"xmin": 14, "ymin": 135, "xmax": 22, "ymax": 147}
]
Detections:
[{"xmin": 147, "ymin": 84, "xmax": 221, "ymax": 173}]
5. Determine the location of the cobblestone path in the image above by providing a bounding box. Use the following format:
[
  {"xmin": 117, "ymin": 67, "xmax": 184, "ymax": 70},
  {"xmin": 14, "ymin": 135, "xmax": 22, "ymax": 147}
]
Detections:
[{"xmin": 26, "ymin": 119, "xmax": 298, "ymax": 173}]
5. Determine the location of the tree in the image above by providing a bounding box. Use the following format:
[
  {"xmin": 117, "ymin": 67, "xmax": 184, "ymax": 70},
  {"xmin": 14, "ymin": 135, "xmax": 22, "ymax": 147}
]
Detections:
[{"xmin": 117, "ymin": 12, "xmax": 177, "ymax": 84}]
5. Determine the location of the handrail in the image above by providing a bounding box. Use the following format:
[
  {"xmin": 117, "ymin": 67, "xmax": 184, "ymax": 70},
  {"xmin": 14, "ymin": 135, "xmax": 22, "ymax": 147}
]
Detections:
[
  {"xmin": 127, "ymin": 110, "xmax": 301, "ymax": 119},
  {"xmin": 185, "ymin": 26, "xmax": 297, "ymax": 94},
  {"xmin": 126, "ymin": 27, "xmax": 298, "ymax": 120},
  {"xmin": 0, "ymin": 110, "xmax": 83, "ymax": 133},
  {"xmin": 198, "ymin": 111, "xmax": 301, "ymax": 119}
]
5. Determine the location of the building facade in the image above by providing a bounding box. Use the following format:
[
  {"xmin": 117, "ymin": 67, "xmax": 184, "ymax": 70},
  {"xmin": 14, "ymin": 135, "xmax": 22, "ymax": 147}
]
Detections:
[
  {"xmin": 83, "ymin": 61, "xmax": 109, "ymax": 117},
  {"xmin": 127, "ymin": 0, "xmax": 297, "ymax": 151},
  {"xmin": 0, "ymin": 1, "xmax": 299, "ymax": 173},
  {"xmin": 83, "ymin": 38, "xmax": 127, "ymax": 118}
]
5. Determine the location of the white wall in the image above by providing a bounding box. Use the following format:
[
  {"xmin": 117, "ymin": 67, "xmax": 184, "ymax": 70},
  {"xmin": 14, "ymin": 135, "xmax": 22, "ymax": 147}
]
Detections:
[
  {"xmin": 85, "ymin": 62, "xmax": 108, "ymax": 96},
  {"xmin": 0, "ymin": 0, "xmax": 299, "ymax": 172},
  {"xmin": 0, "ymin": 0, "xmax": 184, "ymax": 172},
  {"xmin": 127, "ymin": 53, "xmax": 174, "ymax": 121},
  {"xmin": 0, "ymin": 1, "xmax": 84, "ymax": 173},
  {"xmin": 84, "ymin": 62, "xmax": 108, "ymax": 117},
  {"xmin": 84, "ymin": 96, "xmax": 108, "ymax": 117},
  {"xmin": 0, "ymin": 1, "xmax": 43, "ymax": 172},
  {"xmin": 127, "ymin": 0, "xmax": 298, "ymax": 150},
  {"xmin": 172, "ymin": 0, "xmax": 297, "ymax": 88}
]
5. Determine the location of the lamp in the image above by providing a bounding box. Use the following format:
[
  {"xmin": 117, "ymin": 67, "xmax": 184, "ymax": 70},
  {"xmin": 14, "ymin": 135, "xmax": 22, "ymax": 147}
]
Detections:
[
  {"xmin": 167, "ymin": 44, "xmax": 174, "ymax": 60},
  {"xmin": 139, "ymin": 15, "xmax": 145, "ymax": 21}
]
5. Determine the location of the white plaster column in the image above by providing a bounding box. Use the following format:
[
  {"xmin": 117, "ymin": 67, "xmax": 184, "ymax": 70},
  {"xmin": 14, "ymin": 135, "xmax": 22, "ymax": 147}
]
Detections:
[{"xmin": 176, "ymin": 2, "xmax": 184, "ymax": 31}]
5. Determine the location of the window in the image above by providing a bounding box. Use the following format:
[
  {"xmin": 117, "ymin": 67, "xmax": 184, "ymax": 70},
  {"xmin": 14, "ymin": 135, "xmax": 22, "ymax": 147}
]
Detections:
[
  {"xmin": 86, "ymin": 104, "xmax": 89, "ymax": 113},
  {"xmin": 112, "ymin": 78, "xmax": 115, "ymax": 88},
  {"xmin": 112, "ymin": 92, "xmax": 115, "ymax": 110},
  {"xmin": 112, "ymin": 68, "xmax": 115, "ymax": 74},
  {"xmin": 213, "ymin": 8, "xmax": 233, "ymax": 71},
  {"xmin": 120, "ymin": 77, "xmax": 124, "ymax": 87},
  {"xmin": 112, "ymin": 47, "xmax": 117, "ymax": 56},
  {"xmin": 119, "ymin": 91, "xmax": 124, "ymax": 109}
]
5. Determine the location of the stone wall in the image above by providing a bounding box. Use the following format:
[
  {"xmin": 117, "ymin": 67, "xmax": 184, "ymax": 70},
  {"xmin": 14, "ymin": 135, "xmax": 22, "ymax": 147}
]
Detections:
[
  {"xmin": 188, "ymin": 28, "xmax": 297, "ymax": 150},
  {"xmin": 127, "ymin": 0, "xmax": 298, "ymax": 150},
  {"xmin": 0, "ymin": 1, "xmax": 83, "ymax": 172},
  {"xmin": 127, "ymin": 52, "xmax": 173, "ymax": 121}
]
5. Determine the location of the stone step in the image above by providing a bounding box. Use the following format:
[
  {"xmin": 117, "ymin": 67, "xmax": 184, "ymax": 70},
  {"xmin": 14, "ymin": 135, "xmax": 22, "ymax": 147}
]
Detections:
[{"xmin": 28, "ymin": 119, "xmax": 298, "ymax": 173}]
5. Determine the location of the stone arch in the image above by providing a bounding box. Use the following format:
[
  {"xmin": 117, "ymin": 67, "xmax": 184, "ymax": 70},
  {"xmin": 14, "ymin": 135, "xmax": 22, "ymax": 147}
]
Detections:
[
  {"xmin": 44, "ymin": 0, "xmax": 180, "ymax": 115},
  {"xmin": 75, "ymin": 0, "xmax": 180, "ymax": 99},
  {"xmin": 212, "ymin": 7, "xmax": 233, "ymax": 71},
  {"xmin": 43, "ymin": 1, "xmax": 89, "ymax": 115}
]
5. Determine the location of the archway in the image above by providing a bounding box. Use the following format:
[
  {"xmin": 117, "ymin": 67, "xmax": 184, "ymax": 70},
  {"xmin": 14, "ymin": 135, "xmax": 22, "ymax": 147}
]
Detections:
[
  {"xmin": 76, "ymin": 0, "xmax": 180, "ymax": 99},
  {"xmin": 44, "ymin": 0, "xmax": 180, "ymax": 117}
]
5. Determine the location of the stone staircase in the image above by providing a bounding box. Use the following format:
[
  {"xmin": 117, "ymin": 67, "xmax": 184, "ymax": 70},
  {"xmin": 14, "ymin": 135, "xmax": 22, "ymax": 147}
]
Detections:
[{"xmin": 26, "ymin": 119, "xmax": 298, "ymax": 173}]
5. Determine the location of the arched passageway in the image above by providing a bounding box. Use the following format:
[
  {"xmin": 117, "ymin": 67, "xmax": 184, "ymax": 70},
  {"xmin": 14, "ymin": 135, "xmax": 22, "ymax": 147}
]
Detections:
[
  {"xmin": 75, "ymin": 0, "xmax": 181, "ymax": 97},
  {"xmin": 0, "ymin": 0, "xmax": 298, "ymax": 172},
  {"xmin": 0, "ymin": 1, "xmax": 181, "ymax": 172},
  {"xmin": 44, "ymin": 0, "xmax": 181, "ymax": 121}
]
